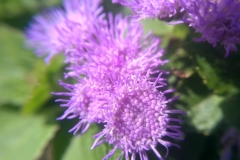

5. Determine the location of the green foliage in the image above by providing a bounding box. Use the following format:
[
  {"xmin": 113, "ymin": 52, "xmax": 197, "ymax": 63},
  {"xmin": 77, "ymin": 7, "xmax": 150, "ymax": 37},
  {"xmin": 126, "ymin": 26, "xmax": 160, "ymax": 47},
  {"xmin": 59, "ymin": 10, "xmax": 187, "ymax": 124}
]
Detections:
[
  {"xmin": 22, "ymin": 55, "xmax": 65, "ymax": 114},
  {"xmin": 188, "ymin": 95, "xmax": 223, "ymax": 135},
  {"xmin": 182, "ymin": 37, "xmax": 237, "ymax": 95},
  {"xmin": 61, "ymin": 125, "xmax": 107, "ymax": 160},
  {"xmin": 0, "ymin": 24, "xmax": 38, "ymax": 105},
  {"xmin": 142, "ymin": 19, "xmax": 174, "ymax": 36},
  {"xmin": 168, "ymin": 48, "xmax": 195, "ymax": 79},
  {"xmin": 0, "ymin": 0, "xmax": 61, "ymax": 19},
  {"xmin": 0, "ymin": 107, "xmax": 58, "ymax": 160},
  {"xmin": 141, "ymin": 19, "xmax": 189, "ymax": 48},
  {"xmin": 221, "ymin": 92, "xmax": 240, "ymax": 130}
]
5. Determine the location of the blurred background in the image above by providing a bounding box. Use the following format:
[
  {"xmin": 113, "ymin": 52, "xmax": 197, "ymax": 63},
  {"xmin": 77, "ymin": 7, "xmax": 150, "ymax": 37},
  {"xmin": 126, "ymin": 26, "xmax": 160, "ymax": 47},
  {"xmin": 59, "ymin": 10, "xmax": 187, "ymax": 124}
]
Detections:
[{"xmin": 1, "ymin": 0, "xmax": 240, "ymax": 160}]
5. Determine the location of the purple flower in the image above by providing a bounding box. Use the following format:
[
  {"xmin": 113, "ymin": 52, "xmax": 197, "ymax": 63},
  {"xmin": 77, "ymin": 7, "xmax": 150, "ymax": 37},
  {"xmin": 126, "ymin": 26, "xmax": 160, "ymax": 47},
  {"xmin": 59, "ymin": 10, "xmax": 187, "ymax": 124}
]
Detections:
[
  {"xmin": 67, "ymin": 13, "xmax": 168, "ymax": 80},
  {"xmin": 91, "ymin": 73, "xmax": 185, "ymax": 160},
  {"xmin": 55, "ymin": 12, "xmax": 171, "ymax": 141},
  {"xmin": 54, "ymin": 70, "xmax": 114, "ymax": 135},
  {"xmin": 25, "ymin": 8, "xmax": 66, "ymax": 62},
  {"xmin": 220, "ymin": 128, "xmax": 240, "ymax": 160},
  {"xmin": 25, "ymin": 0, "xmax": 105, "ymax": 63},
  {"xmin": 180, "ymin": 0, "xmax": 240, "ymax": 56},
  {"xmin": 29, "ymin": 1, "xmax": 186, "ymax": 159},
  {"xmin": 112, "ymin": 0, "xmax": 180, "ymax": 20},
  {"xmin": 51, "ymin": 7, "xmax": 184, "ymax": 159}
]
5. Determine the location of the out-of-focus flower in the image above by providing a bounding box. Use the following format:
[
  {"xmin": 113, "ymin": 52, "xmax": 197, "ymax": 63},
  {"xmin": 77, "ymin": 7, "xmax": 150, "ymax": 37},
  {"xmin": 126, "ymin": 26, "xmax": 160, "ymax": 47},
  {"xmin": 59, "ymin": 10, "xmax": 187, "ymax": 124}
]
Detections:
[
  {"xmin": 25, "ymin": 8, "xmax": 66, "ymax": 62},
  {"xmin": 180, "ymin": 0, "xmax": 240, "ymax": 57},
  {"xmin": 220, "ymin": 127, "xmax": 240, "ymax": 160},
  {"xmin": 112, "ymin": 0, "xmax": 180, "ymax": 20},
  {"xmin": 91, "ymin": 73, "xmax": 184, "ymax": 160},
  {"xmin": 25, "ymin": 0, "xmax": 105, "ymax": 63}
]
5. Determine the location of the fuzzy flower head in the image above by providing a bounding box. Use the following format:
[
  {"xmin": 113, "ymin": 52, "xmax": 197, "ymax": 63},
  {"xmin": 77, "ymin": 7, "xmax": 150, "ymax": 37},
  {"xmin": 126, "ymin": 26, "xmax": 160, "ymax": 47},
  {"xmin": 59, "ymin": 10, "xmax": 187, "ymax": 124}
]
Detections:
[
  {"xmin": 54, "ymin": 70, "xmax": 113, "ymax": 135},
  {"xmin": 25, "ymin": 0, "xmax": 105, "ymax": 62},
  {"xmin": 67, "ymin": 13, "xmax": 167, "ymax": 81},
  {"xmin": 92, "ymin": 73, "xmax": 185, "ymax": 160},
  {"xmin": 53, "ymin": 11, "xmax": 169, "ymax": 138},
  {"xmin": 25, "ymin": 8, "xmax": 66, "ymax": 62},
  {"xmin": 112, "ymin": 0, "xmax": 180, "ymax": 20},
  {"xmin": 180, "ymin": 0, "xmax": 240, "ymax": 56}
]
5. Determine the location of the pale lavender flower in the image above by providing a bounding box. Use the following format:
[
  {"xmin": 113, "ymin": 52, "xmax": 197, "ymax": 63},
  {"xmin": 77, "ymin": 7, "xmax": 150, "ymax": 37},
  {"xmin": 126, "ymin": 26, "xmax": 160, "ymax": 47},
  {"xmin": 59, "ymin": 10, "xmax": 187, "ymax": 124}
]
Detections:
[
  {"xmin": 55, "ymin": 12, "xmax": 171, "ymax": 139},
  {"xmin": 25, "ymin": 8, "xmax": 66, "ymax": 62},
  {"xmin": 54, "ymin": 70, "xmax": 113, "ymax": 135},
  {"xmin": 45, "ymin": 2, "xmax": 184, "ymax": 159},
  {"xmin": 67, "ymin": 13, "xmax": 168, "ymax": 80},
  {"xmin": 25, "ymin": 0, "xmax": 105, "ymax": 63},
  {"xmin": 180, "ymin": 0, "xmax": 240, "ymax": 56},
  {"xmin": 112, "ymin": 0, "xmax": 180, "ymax": 20},
  {"xmin": 54, "ymin": 10, "xmax": 170, "ymax": 137},
  {"xmin": 91, "ymin": 73, "xmax": 185, "ymax": 160}
]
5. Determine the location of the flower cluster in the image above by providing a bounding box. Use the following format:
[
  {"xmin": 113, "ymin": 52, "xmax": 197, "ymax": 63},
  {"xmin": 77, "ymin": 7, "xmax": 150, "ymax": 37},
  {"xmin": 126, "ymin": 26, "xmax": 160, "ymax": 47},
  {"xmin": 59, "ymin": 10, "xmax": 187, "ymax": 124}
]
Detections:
[
  {"xmin": 113, "ymin": 0, "xmax": 240, "ymax": 56},
  {"xmin": 26, "ymin": 0, "xmax": 184, "ymax": 159}
]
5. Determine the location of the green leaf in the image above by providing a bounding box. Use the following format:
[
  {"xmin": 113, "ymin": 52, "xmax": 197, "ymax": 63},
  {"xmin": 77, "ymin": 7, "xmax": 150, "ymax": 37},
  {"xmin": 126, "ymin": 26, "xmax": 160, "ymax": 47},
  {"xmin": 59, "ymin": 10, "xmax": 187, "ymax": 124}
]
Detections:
[
  {"xmin": 175, "ymin": 74, "xmax": 224, "ymax": 134},
  {"xmin": 53, "ymin": 119, "xmax": 76, "ymax": 160},
  {"xmin": 141, "ymin": 19, "xmax": 174, "ymax": 36},
  {"xmin": 62, "ymin": 125, "xmax": 107, "ymax": 160},
  {"xmin": 0, "ymin": 107, "xmax": 58, "ymax": 160},
  {"xmin": 182, "ymin": 40, "xmax": 237, "ymax": 95},
  {"xmin": 171, "ymin": 24, "xmax": 189, "ymax": 41},
  {"xmin": 0, "ymin": 24, "xmax": 38, "ymax": 105},
  {"xmin": 22, "ymin": 55, "xmax": 65, "ymax": 114},
  {"xmin": 175, "ymin": 73, "xmax": 211, "ymax": 109},
  {"xmin": 141, "ymin": 19, "xmax": 189, "ymax": 49},
  {"xmin": 168, "ymin": 48, "xmax": 195, "ymax": 79},
  {"xmin": 195, "ymin": 55, "xmax": 233, "ymax": 94},
  {"xmin": 220, "ymin": 92, "xmax": 240, "ymax": 130},
  {"xmin": 188, "ymin": 95, "xmax": 224, "ymax": 135},
  {"xmin": 0, "ymin": 0, "xmax": 61, "ymax": 19},
  {"xmin": 141, "ymin": 19, "xmax": 174, "ymax": 48}
]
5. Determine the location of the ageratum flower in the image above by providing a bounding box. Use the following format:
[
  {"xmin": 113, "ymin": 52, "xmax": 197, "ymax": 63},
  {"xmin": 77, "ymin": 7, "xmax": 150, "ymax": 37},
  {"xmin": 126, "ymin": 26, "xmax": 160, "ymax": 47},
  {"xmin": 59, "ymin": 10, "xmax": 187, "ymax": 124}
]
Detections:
[
  {"xmin": 180, "ymin": 0, "xmax": 240, "ymax": 56},
  {"xmin": 47, "ymin": 1, "xmax": 184, "ymax": 159},
  {"xmin": 25, "ymin": 8, "xmax": 65, "ymax": 62},
  {"xmin": 54, "ymin": 70, "xmax": 114, "ymax": 135},
  {"xmin": 67, "ymin": 13, "xmax": 168, "ymax": 81},
  {"xmin": 55, "ymin": 12, "xmax": 170, "ymax": 139},
  {"xmin": 112, "ymin": 0, "xmax": 180, "ymax": 20},
  {"xmin": 25, "ymin": 0, "xmax": 105, "ymax": 63},
  {"xmin": 92, "ymin": 73, "xmax": 185, "ymax": 160}
]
